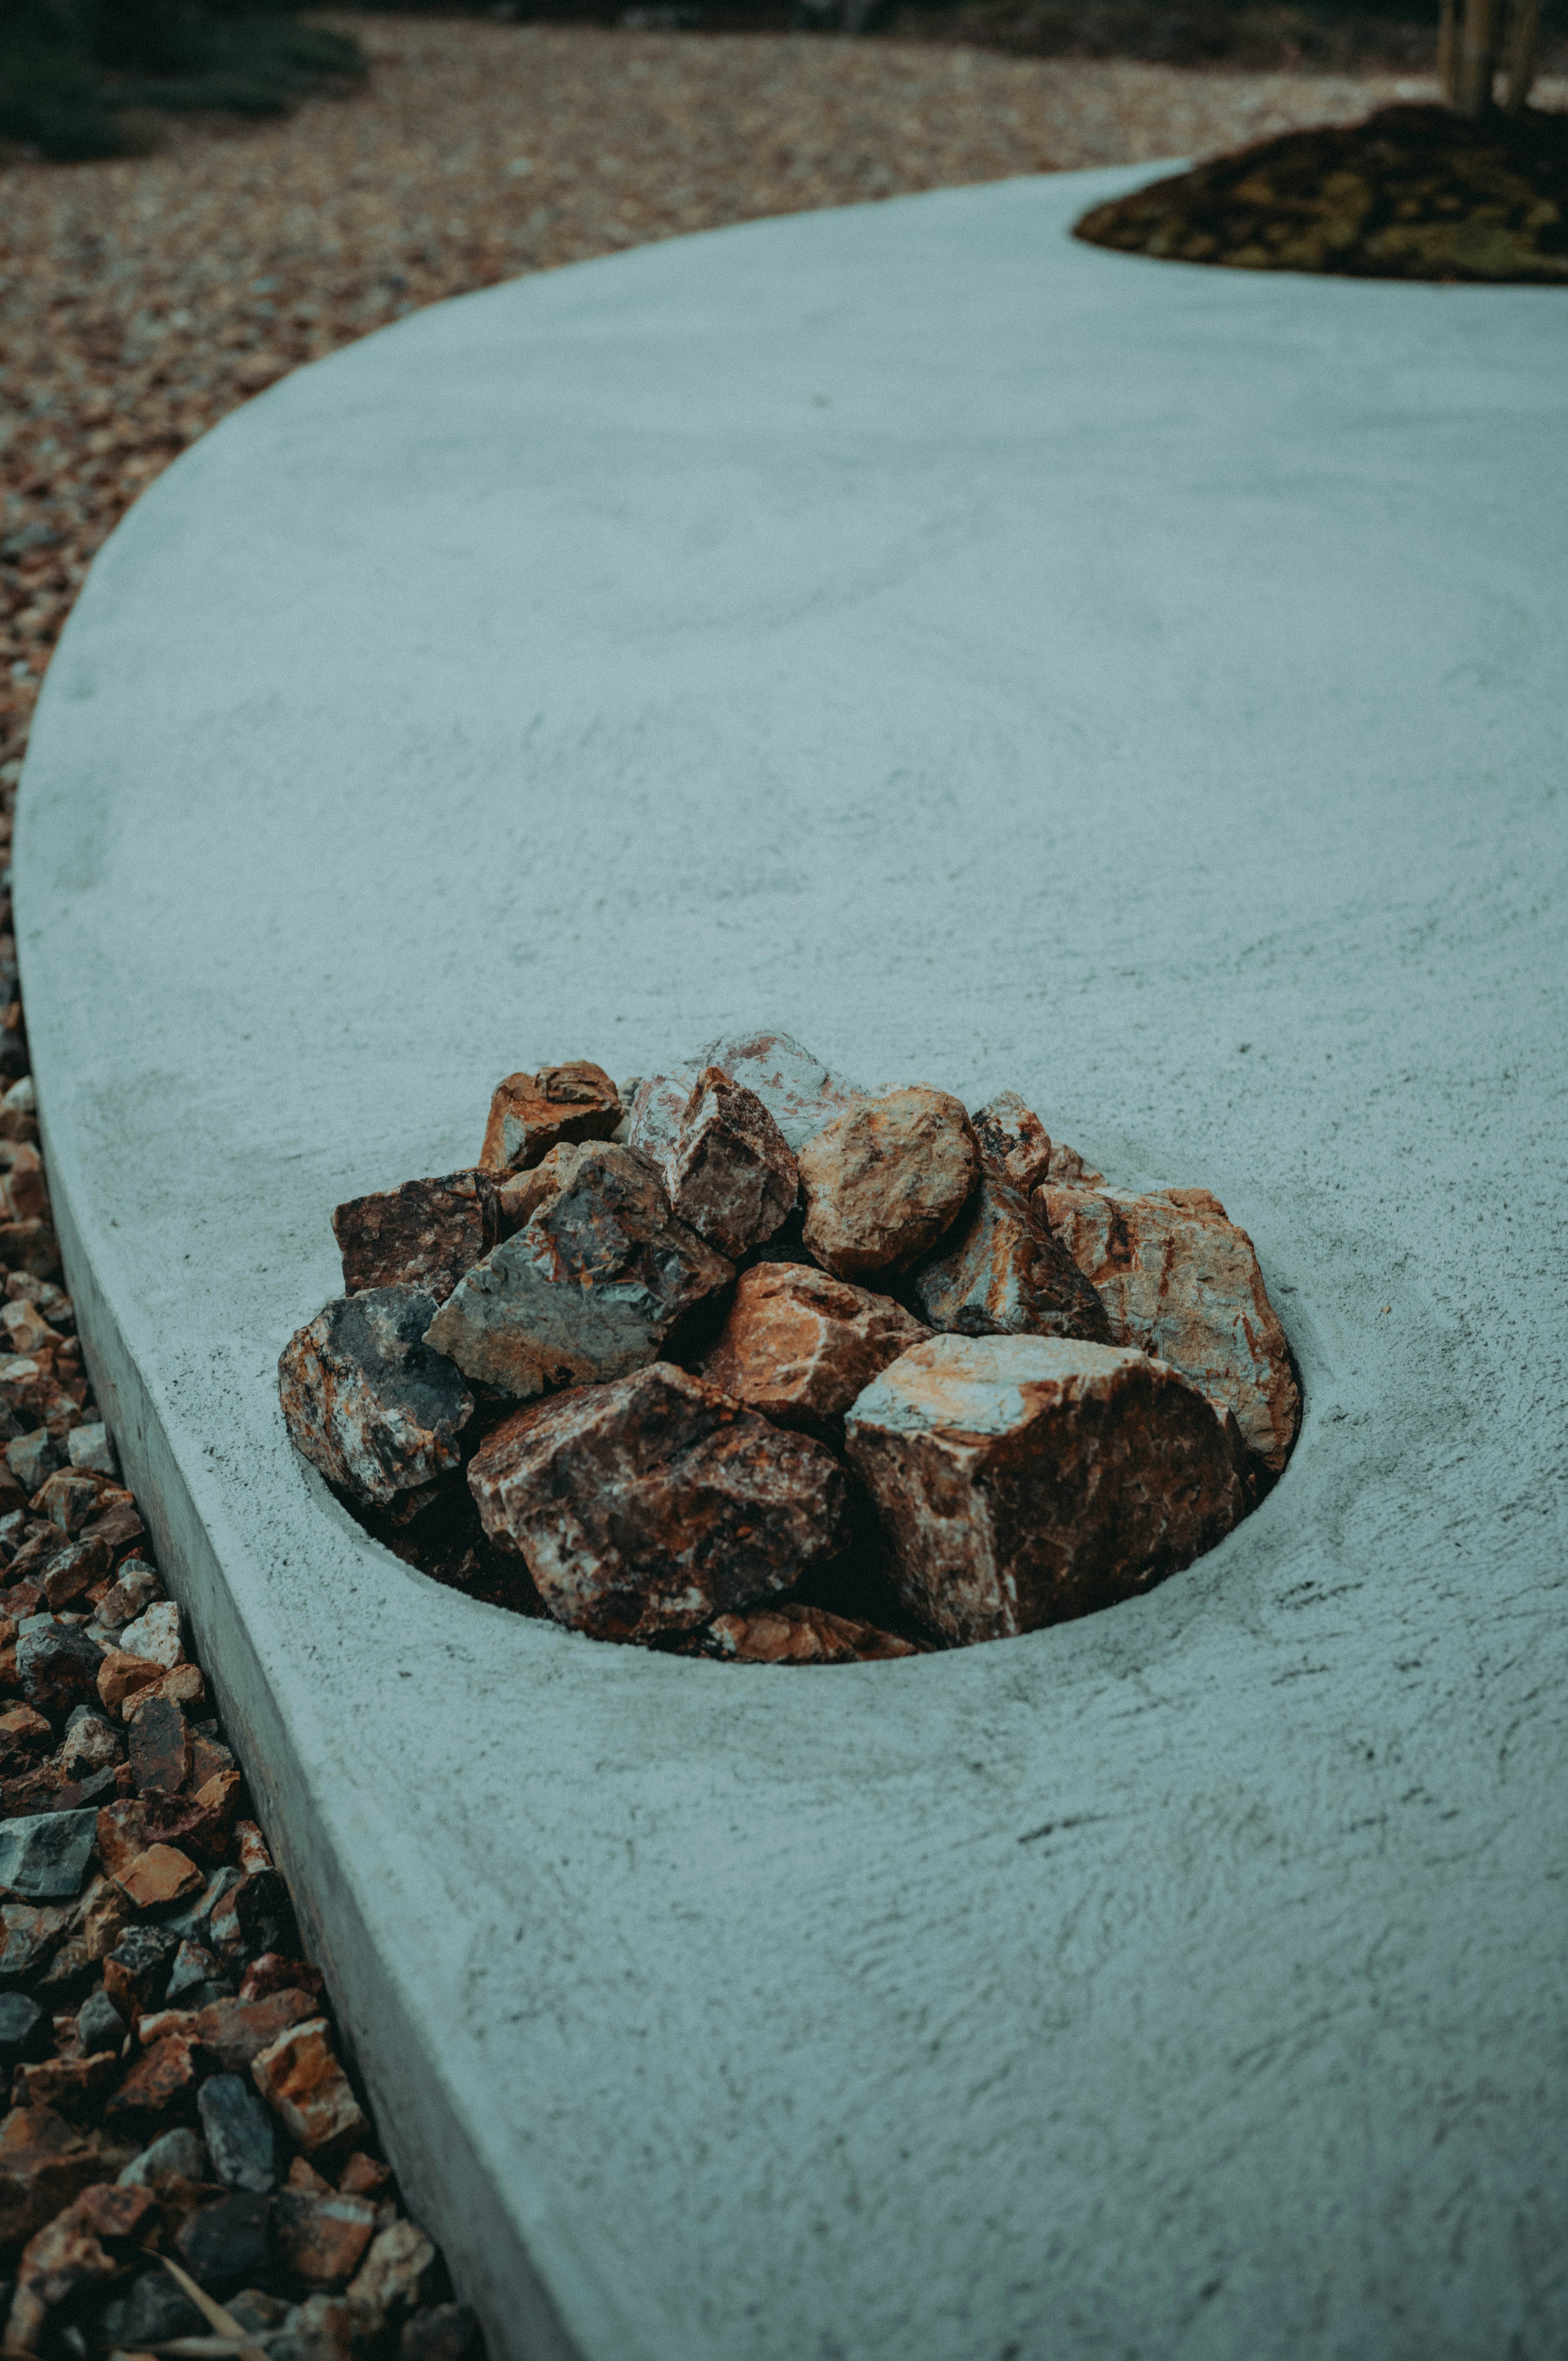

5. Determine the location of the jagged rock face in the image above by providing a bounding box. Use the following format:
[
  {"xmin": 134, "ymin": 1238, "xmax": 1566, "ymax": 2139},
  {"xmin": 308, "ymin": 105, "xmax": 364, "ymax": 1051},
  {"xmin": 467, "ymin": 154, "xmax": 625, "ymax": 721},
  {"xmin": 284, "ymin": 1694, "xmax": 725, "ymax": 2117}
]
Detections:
[
  {"xmin": 1039, "ymin": 1184, "xmax": 1299, "ymax": 1471},
  {"xmin": 970, "ymin": 1092, "xmax": 1054, "ymax": 1196},
  {"xmin": 845, "ymin": 1333, "xmax": 1245, "ymax": 1645},
  {"xmin": 705, "ymin": 1602, "xmax": 922, "ymax": 1664},
  {"xmin": 629, "ymin": 1030, "xmax": 864, "ymax": 1165},
  {"xmin": 478, "ymin": 1062, "xmax": 621, "ymax": 1174},
  {"xmin": 698, "ymin": 1263, "xmax": 929, "ymax": 1437},
  {"xmin": 277, "ymin": 1287, "xmax": 472, "ymax": 1507},
  {"xmin": 909, "ymin": 1174, "xmax": 1114, "ymax": 1343},
  {"xmin": 797, "ymin": 1087, "xmax": 980, "ymax": 1281},
  {"xmin": 331, "ymin": 1171, "xmax": 499, "ymax": 1305},
  {"xmin": 425, "ymin": 1145, "xmax": 733, "ymax": 1398},
  {"xmin": 468, "ymin": 1363, "xmax": 849, "ymax": 1641},
  {"xmin": 662, "ymin": 1067, "xmax": 799, "ymax": 1260}
]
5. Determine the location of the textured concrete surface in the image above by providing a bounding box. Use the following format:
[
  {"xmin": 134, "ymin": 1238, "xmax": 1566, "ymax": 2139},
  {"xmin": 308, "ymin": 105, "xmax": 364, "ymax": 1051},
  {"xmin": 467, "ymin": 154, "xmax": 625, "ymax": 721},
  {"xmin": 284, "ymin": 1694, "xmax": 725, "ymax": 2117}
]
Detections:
[{"xmin": 16, "ymin": 162, "xmax": 1568, "ymax": 2359}]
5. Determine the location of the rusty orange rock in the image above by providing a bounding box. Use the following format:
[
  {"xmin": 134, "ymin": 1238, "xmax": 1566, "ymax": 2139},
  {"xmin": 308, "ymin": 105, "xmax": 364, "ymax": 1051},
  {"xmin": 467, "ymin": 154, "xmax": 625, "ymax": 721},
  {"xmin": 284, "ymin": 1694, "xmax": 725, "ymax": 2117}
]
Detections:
[
  {"xmin": 970, "ymin": 1091, "xmax": 1054, "ymax": 1196},
  {"xmin": 104, "ymin": 2031, "xmax": 202, "ymax": 2123},
  {"xmin": 270, "ymin": 2187, "xmax": 378, "ymax": 2287},
  {"xmin": 797, "ymin": 1087, "xmax": 980, "ymax": 1281},
  {"xmin": 10, "ymin": 2052, "xmax": 119, "ymax": 2123},
  {"xmin": 0, "ymin": 2107, "xmax": 100, "ymax": 2248},
  {"xmin": 478, "ymin": 1062, "xmax": 621, "ymax": 1174},
  {"xmin": 251, "ymin": 2016, "xmax": 369, "ymax": 2154},
  {"xmin": 4, "ymin": 2179, "xmax": 156, "ymax": 2353},
  {"xmin": 697, "ymin": 1263, "xmax": 929, "ymax": 1438},
  {"xmin": 662, "ymin": 1066, "xmax": 799, "ymax": 1259},
  {"xmin": 909, "ymin": 1175, "xmax": 1113, "ymax": 1344},
  {"xmin": 845, "ymin": 1333, "xmax": 1245, "ymax": 1645},
  {"xmin": 470, "ymin": 1362, "xmax": 849, "ymax": 1642},
  {"xmin": 705, "ymin": 1602, "xmax": 923, "ymax": 1663},
  {"xmin": 1039, "ymin": 1183, "xmax": 1300, "ymax": 1471},
  {"xmin": 111, "ymin": 1842, "xmax": 203, "ymax": 1911}
]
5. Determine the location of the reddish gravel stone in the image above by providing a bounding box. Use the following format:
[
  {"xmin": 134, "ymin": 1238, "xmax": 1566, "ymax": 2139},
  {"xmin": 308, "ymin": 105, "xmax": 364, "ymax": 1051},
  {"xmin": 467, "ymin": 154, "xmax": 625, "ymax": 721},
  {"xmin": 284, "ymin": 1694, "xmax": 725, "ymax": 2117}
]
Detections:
[
  {"xmin": 126, "ymin": 1696, "xmax": 190, "ymax": 1797},
  {"xmin": 970, "ymin": 1091, "xmax": 1055, "ymax": 1196},
  {"xmin": 846, "ymin": 1333, "xmax": 1245, "ymax": 1644},
  {"xmin": 661, "ymin": 1066, "xmax": 799, "ymax": 1259},
  {"xmin": 252, "ymin": 2016, "xmax": 369, "ymax": 2154},
  {"xmin": 4, "ymin": 2180, "xmax": 157, "ymax": 2352},
  {"xmin": 798, "ymin": 1087, "xmax": 980, "ymax": 1280},
  {"xmin": 470, "ymin": 1363, "xmax": 848, "ymax": 1641},
  {"xmin": 270, "ymin": 2185, "xmax": 378, "ymax": 2286},
  {"xmin": 332, "ymin": 1171, "xmax": 501, "ymax": 1306},
  {"xmin": 10, "ymin": 2049, "xmax": 119, "ymax": 2122},
  {"xmin": 705, "ymin": 1603, "xmax": 923, "ymax": 1664},
  {"xmin": 478, "ymin": 1062, "xmax": 621, "ymax": 1174},
  {"xmin": 278, "ymin": 1285, "xmax": 473, "ymax": 1509},
  {"xmin": 0, "ymin": 2104, "xmax": 100, "ymax": 2246},
  {"xmin": 112, "ymin": 1844, "xmax": 204, "ymax": 1911},
  {"xmin": 629, "ymin": 1029, "xmax": 865, "ymax": 1165},
  {"xmin": 104, "ymin": 2031, "xmax": 202, "ymax": 2124},
  {"xmin": 909, "ymin": 1174, "xmax": 1113, "ymax": 1343},
  {"xmin": 697, "ymin": 1264, "xmax": 929, "ymax": 1438}
]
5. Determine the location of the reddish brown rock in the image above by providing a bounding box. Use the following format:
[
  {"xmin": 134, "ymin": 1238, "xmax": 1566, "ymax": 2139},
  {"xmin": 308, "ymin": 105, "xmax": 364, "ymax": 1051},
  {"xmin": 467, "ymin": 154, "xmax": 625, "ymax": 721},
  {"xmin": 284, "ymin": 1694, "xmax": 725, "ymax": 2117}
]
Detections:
[
  {"xmin": 94, "ymin": 1801, "xmax": 148, "ymax": 1884},
  {"xmin": 845, "ymin": 1333, "xmax": 1245, "ymax": 1644},
  {"xmin": 139, "ymin": 1987, "xmax": 321, "ymax": 2074},
  {"xmin": 104, "ymin": 2031, "xmax": 202, "ymax": 2124},
  {"xmin": 661, "ymin": 1066, "xmax": 798, "ymax": 1259},
  {"xmin": 240, "ymin": 1954, "xmax": 325, "ymax": 2008},
  {"xmin": 4, "ymin": 2180, "xmax": 156, "ymax": 2352},
  {"xmin": 798, "ymin": 1088, "xmax": 980, "ymax": 1281},
  {"xmin": 278, "ymin": 1285, "xmax": 472, "ymax": 1508},
  {"xmin": 270, "ymin": 2186, "xmax": 378, "ymax": 2287},
  {"xmin": 1042, "ymin": 1138, "xmax": 1105, "ymax": 1186},
  {"xmin": 31, "ymin": 1474, "xmax": 105, "ymax": 1541},
  {"xmin": 336, "ymin": 2148, "xmax": 392, "ymax": 2197},
  {"xmin": 348, "ymin": 2215, "xmax": 435, "ymax": 2310},
  {"xmin": 251, "ymin": 2017, "xmax": 370, "ymax": 2154},
  {"xmin": 909, "ymin": 1175, "xmax": 1113, "ymax": 1343},
  {"xmin": 0, "ymin": 2106, "xmax": 100, "ymax": 2246},
  {"xmin": 1039, "ymin": 1184, "xmax": 1300, "ymax": 1470},
  {"xmin": 145, "ymin": 1769, "xmax": 241, "ymax": 1867},
  {"xmin": 41, "ymin": 1537, "xmax": 111, "ymax": 1608},
  {"xmin": 332, "ymin": 1172, "xmax": 501, "ymax": 1305},
  {"xmin": 426, "ymin": 1146, "xmax": 732, "ymax": 1400},
  {"xmin": 10, "ymin": 2050, "xmax": 118, "ymax": 2123},
  {"xmin": 478, "ymin": 1062, "xmax": 621, "ymax": 1174},
  {"xmin": 112, "ymin": 1843, "xmax": 203, "ymax": 1911},
  {"xmin": 0, "ymin": 1706, "xmax": 51, "ymax": 1777},
  {"xmin": 127, "ymin": 1695, "xmax": 190, "ymax": 1796},
  {"xmin": 705, "ymin": 1603, "xmax": 923, "ymax": 1664},
  {"xmin": 970, "ymin": 1091, "xmax": 1054, "ymax": 1195},
  {"xmin": 470, "ymin": 1363, "xmax": 848, "ymax": 1642},
  {"xmin": 629, "ymin": 1030, "xmax": 865, "ymax": 1167},
  {"xmin": 121, "ymin": 1661, "xmax": 205, "ymax": 1724},
  {"xmin": 0, "ymin": 1146, "xmax": 49, "ymax": 1228},
  {"xmin": 96, "ymin": 1648, "xmax": 161, "ymax": 1715},
  {"xmin": 697, "ymin": 1264, "xmax": 930, "ymax": 1438}
]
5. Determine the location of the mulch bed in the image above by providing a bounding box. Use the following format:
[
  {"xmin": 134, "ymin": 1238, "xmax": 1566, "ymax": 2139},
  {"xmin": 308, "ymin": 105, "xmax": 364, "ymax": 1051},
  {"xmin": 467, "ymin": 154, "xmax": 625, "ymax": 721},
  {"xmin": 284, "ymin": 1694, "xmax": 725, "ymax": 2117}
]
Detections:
[{"xmin": 1073, "ymin": 99, "xmax": 1568, "ymax": 276}]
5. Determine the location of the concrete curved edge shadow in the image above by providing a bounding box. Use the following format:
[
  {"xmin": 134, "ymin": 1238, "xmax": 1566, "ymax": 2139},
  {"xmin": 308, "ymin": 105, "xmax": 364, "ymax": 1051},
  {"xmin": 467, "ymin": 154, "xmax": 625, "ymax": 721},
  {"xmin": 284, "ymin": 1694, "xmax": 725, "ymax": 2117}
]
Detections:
[{"xmin": 16, "ymin": 151, "xmax": 1568, "ymax": 2360}]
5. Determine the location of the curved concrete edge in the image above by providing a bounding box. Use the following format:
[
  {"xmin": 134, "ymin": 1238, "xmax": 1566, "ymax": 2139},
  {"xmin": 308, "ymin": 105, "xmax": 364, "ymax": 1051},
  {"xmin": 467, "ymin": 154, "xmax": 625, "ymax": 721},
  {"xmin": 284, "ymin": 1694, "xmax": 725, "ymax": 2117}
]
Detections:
[{"xmin": 16, "ymin": 149, "xmax": 1568, "ymax": 2361}]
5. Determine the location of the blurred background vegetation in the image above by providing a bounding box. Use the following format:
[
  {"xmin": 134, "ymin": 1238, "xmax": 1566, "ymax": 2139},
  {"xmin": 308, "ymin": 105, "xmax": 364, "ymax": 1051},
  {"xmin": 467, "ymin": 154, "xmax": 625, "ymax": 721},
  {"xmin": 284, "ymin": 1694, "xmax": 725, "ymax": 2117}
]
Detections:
[{"xmin": 2, "ymin": 0, "xmax": 1563, "ymax": 161}]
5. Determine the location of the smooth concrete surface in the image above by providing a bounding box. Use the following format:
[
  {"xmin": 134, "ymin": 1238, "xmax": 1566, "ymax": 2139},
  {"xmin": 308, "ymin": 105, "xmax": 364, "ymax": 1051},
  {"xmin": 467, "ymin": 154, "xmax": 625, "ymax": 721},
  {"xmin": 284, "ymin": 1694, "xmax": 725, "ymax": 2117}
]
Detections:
[{"xmin": 16, "ymin": 163, "xmax": 1568, "ymax": 2359}]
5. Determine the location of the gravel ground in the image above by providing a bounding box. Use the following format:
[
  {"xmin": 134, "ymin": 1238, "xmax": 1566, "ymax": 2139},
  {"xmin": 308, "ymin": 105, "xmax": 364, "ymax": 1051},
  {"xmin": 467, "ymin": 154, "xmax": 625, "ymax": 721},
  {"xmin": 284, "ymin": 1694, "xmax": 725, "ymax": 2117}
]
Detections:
[{"xmin": 5, "ymin": 18, "xmax": 1553, "ymax": 777}]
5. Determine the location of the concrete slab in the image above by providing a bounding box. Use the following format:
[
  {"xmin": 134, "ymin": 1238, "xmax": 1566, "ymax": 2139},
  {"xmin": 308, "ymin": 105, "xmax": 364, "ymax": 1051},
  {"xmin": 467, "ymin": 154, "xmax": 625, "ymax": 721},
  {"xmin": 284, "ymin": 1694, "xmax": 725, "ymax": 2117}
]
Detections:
[{"xmin": 15, "ymin": 160, "xmax": 1568, "ymax": 2360}]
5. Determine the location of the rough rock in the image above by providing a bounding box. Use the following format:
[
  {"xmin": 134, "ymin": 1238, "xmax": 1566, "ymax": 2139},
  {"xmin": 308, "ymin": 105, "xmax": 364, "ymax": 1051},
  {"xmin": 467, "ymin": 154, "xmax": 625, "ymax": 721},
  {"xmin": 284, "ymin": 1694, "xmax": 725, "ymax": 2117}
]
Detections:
[
  {"xmin": 629, "ymin": 1030, "xmax": 865, "ymax": 1163},
  {"xmin": 115, "ymin": 2124, "xmax": 210, "ymax": 2191},
  {"xmin": 143, "ymin": 1987, "xmax": 319, "ymax": 2073},
  {"xmin": 4, "ymin": 2181, "xmax": 156, "ymax": 2353},
  {"xmin": 0, "ymin": 1809, "xmax": 98, "ymax": 1902},
  {"xmin": 252, "ymin": 2017, "xmax": 369, "ymax": 2154},
  {"xmin": 332, "ymin": 1172, "xmax": 500, "ymax": 1306},
  {"xmin": 241, "ymin": 1953, "xmax": 324, "ymax": 2009},
  {"xmin": 798, "ymin": 1087, "xmax": 980, "ymax": 1280},
  {"xmin": 95, "ymin": 1560, "xmax": 160, "ymax": 1632},
  {"xmin": 33, "ymin": 1477, "xmax": 104, "ymax": 1542},
  {"xmin": 76, "ymin": 1985, "xmax": 127, "ymax": 2056},
  {"xmin": 426, "ymin": 1145, "xmax": 732, "ymax": 1399},
  {"xmin": 278, "ymin": 1287, "xmax": 473, "ymax": 1509},
  {"xmin": 348, "ymin": 2218, "xmax": 434, "ymax": 2311},
  {"xmin": 123, "ymin": 1660, "xmax": 205, "ymax": 1720},
  {"xmin": 0, "ymin": 1994, "xmax": 49, "ymax": 2073},
  {"xmin": 167, "ymin": 1937, "xmax": 228, "ymax": 2005},
  {"xmin": 0, "ymin": 2105, "xmax": 100, "ymax": 2245},
  {"xmin": 1039, "ymin": 1183, "xmax": 1300, "ymax": 1470},
  {"xmin": 199, "ymin": 2071, "xmax": 279, "ymax": 2192},
  {"xmin": 705, "ymin": 1602, "xmax": 923, "ymax": 1664},
  {"xmin": 105, "ymin": 2031, "xmax": 202, "ymax": 2123},
  {"xmin": 145, "ymin": 1770, "xmax": 243, "ymax": 1869},
  {"xmin": 336, "ymin": 2149, "xmax": 392, "ymax": 2198},
  {"xmin": 400, "ymin": 2305, "xmax": 483, "ymax": 2361},
  {"xmin": 4, "ymin": 1432, "xmax": 58, "ymax": 1495},
  {"xmin": 94, "ymin": 1799, "xmax": 149, "ymax": 1884},
  {"xmin": 16, "ymin": 1618, "xmax": 102, "ymax": 1716},
  {"xmin": 102, "ymin": 1924, "xmax": 179, "ymax": 2025},
  {"xmin": 113, "ymin": 1843, "xmax": 204, "ymax": 1911},
  {"xmin": 42, "ymin": 1536, "xmax": 110, "ymax": 1607},
  {"xmin": 11, "ymin": 2049, "xmax": 119, "ymax": 2121},
  {"xmin": 60, "ymin": 1711, "xmax": 121, "ymax": 1780},
  {"xmin": 96, "ymin": 2271, "xmax": 207, "ymax": 2349},
  {"xmin": 660, "ymin": 1066, "xmax": 799, "ymax": 1258},
  {"xmin": 174, "ymin": 2189, "xmax": 273, "ymax": 2296},
  {"xmin": 845, "ymin": 1334, "xmax": 1246, "ymax": 1644},
  {"xmin": 1042, "ymin": 1138, "xmax": 1105, "ymax": 1186},
  {"xmin": 271, "ymin": 2187, "xmax": 378, "ymax": 2287},
  {"xmin": 96, "ymin": 1648, "xmax": 162, "ymax": 1713},
  {"xmin": 0, "ymin": 1705, "xmax": 52, "ymax": 1775},
  {"xmin": 970, "ymin": 1091, "xmax": 1055, "ymax": 1195},
  {"xmin": 65, "ymin": 1422, "xmax": 116, "ymax": 1475},
  {"xmin": 697, "ymin": 1263, "xmax": 930, "ymax": 1437},
  {"xmin": 127, "ymin": 1695, "xmax": 191, "ymax": 1795},
  {"xmin": 909, "ymin": 1174, "xmax": 1114, "ymax": 1343},
  {"xmin": 276, "ymin": 2291, "xmax": 389, "ymax": 2361},
  {"xmin": 470, "ymin": 1363, "xmax": 848, "ymax": 1642},
  {"xmin": 478, "ymin": 1062, "xmax": 621, "ymax": 1174}
]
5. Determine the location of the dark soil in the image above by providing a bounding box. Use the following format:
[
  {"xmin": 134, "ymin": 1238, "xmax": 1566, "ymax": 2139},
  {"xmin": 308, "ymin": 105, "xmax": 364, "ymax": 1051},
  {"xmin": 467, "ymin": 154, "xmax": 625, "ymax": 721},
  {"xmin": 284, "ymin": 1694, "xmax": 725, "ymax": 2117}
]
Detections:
[{"xmin": 1072, "ymin": 101, "xmax": 1568, "ymax": 279}]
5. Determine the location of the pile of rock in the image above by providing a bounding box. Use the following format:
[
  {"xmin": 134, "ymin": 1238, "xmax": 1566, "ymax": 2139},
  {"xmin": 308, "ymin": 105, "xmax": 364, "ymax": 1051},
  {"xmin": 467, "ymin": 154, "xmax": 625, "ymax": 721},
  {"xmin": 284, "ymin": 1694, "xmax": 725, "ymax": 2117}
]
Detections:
[{"xmin": 281, "ymin": 1032, "xmax": 1300, "ymax": 1663}]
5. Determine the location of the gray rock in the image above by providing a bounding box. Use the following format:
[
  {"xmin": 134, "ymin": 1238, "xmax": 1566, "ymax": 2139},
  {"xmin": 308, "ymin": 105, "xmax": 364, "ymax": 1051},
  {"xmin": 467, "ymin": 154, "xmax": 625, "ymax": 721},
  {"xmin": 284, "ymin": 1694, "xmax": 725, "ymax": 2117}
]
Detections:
[
  {"xmin": 199, "ymin": 2070, "xmax": 279, "ymax": 2192},
  {"xmin": 97, "ymin": 2273, "xmax": 207, "ymax": 2348},
  {"xmin": 908, "ymin": 1174, "xmax": 1114, "ymax": 1343},
  {"xmin": 629, "ymin": 1029, "xmax": 865, "ymax": 1163},
  {"xmin": 278, "ymin": 1285, "xmax": 473, "ymax": 1508},
  {"xmin": 0, "ymin": 1990, "xmax": 49, "ymax": 2071},
  {"xmin": 76, "ymin": 1983, "xmax": 127, "ymax": 2056},
  {"xmin": 0, "ymin": 1807, "xmax": 98, "ymax": 1901},
  {"xmin": 426, "ymin": 1145, "xmax": 733, "ymax": 1399},
  {"xmin": 16, "ymin": 1617, "xmax": 102, "ymax": 1718},
  {"xmin": 117, "ymin": 2123, "xmax": 212, "ymax": 2189}
]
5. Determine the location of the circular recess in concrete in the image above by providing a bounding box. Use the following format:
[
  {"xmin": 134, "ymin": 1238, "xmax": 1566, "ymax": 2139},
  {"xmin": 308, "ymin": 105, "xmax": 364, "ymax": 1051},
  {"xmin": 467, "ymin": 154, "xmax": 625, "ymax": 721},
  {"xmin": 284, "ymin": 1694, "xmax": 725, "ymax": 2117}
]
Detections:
[{"xmin": 16, "ymin": 163, "xmax": 1568, "ymax": 2361}]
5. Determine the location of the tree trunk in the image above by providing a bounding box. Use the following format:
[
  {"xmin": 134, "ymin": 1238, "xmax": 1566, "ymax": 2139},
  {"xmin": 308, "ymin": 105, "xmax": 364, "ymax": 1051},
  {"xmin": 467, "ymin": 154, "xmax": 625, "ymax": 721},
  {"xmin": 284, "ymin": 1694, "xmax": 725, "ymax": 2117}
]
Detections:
[
  {"xmin": 1452, "ymin": 0, "xmax": 1499, "ymax": 114},
  {"xmin": 1502, "ymin": 0, "xmax": 1541, "ymax": 111}
]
